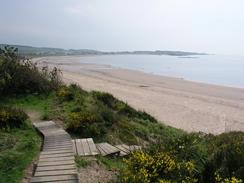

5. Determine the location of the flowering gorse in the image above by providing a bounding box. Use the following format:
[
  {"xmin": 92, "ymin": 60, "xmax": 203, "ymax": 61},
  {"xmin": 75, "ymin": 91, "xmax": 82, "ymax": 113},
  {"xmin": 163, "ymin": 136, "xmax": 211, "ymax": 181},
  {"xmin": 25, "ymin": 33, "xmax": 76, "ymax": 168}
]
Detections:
[{"xmin": 121, "ymin": 150, "xmax": 198, "ymax": 183}]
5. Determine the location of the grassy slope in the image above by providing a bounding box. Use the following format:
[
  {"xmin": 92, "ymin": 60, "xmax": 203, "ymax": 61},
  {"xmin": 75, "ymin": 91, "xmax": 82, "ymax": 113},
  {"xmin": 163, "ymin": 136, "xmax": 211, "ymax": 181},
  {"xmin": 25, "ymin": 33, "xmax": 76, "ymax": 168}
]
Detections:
[
  {"xmin": 0, "ymin": 87, "xmax": 185, "ymax": 146},
  {"xmin": 0, "ymin": 122, "xmax": 41, "ymax": 183}
]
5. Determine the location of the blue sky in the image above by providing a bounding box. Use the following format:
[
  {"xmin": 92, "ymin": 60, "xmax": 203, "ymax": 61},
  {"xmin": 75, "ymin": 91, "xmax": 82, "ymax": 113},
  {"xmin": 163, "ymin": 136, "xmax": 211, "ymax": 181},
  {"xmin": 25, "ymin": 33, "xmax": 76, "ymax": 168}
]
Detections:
[{"xmin": 0, "ymin": 0, "xmax": 244, "ymax": 54}]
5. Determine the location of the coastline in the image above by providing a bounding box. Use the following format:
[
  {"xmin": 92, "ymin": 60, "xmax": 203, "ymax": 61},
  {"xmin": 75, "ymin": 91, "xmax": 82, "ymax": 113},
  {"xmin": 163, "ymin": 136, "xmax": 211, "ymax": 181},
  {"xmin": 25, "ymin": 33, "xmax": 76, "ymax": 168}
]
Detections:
[{"xmin": 34, "ymin": 56, "xmax": 244, "ymax": 134}]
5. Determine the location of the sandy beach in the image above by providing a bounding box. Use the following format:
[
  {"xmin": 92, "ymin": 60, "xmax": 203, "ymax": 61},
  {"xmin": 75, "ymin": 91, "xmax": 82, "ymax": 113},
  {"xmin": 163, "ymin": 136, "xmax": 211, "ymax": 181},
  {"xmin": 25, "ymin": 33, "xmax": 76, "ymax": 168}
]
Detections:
[{"xmin": 34, "ymin": 56, "xmax": 244, "ymax": 134}]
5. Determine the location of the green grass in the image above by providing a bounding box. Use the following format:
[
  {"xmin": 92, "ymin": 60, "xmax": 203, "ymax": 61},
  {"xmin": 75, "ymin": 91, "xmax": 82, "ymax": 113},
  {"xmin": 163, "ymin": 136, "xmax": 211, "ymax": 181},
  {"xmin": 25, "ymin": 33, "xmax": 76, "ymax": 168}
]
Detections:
[
  {"xmin": 97, "ymin": 156, "xmax": 126, "ymax": 171},
  {"xmin": 0, "ymin": 93, "xmax": 56, "ymax": 120},
  {"xmin": 75, "ymin": 156, "xmax": 91, "ymax": 168},
  {"xmin": 0, "ymin": 122, "xmax": 41, "ymax": 183}
]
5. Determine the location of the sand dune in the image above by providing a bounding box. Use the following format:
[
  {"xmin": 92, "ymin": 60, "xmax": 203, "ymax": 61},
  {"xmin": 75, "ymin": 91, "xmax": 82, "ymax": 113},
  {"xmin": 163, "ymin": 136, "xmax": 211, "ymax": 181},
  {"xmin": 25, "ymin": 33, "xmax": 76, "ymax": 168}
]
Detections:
[{"xmin": 34, "ymin": 56, "xmax": 244, "ymax": 134}]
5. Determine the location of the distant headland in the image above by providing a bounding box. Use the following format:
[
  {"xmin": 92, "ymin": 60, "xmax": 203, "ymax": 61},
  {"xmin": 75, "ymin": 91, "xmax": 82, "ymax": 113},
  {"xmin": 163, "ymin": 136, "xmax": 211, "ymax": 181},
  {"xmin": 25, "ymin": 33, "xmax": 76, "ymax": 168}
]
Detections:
[{"xmin": 0, "ymin": 44, "xmax": 208, "ymax": 57}]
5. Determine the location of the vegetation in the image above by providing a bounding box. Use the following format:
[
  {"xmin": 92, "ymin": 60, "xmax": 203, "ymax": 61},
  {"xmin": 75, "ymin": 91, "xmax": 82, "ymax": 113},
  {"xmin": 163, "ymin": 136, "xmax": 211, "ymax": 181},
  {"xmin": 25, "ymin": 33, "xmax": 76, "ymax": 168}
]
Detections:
[
  {"xmin": 0, "ymin": 118, "xmax": 41, "ymax": 183},
  {"xmin": 0, "ymin": 46, "xmax": 62, "ymax": 95},
  {"xmin": 0, "ymin": 106, "xmax": 28, "ymax": 129},
  {"xmin": 75, "ymin": 156, "xmax": 91, "ymax": 168},
  {"xmin": 97, "ymin": 156, "xmax": 126, "ymax": 171},
  {"xmin": 0, "ymin": 46, "xmax": 60, "ymax": 183}
]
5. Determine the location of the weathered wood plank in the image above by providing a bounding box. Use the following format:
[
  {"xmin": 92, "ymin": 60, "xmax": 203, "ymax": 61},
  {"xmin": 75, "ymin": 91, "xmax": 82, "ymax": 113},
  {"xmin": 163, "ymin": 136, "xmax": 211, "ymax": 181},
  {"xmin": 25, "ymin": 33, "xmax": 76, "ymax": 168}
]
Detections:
[
  {"xmin": 115, "ymin": 145, "xmax": 130, "ymax": 156},
  {"xmin": 38, "ymin": 160, "xmax": 74, "ymax": 167},
  {"xmin": 121, "ymin": 144, "xmax": 131, "ymax": 152},
  {"xmin": 96, "ymin": 143, "xmax": 120, "ymax": 156},
  {"xmin": 38, "ymin": 156, "xmax": 74, "ymax": 162},
  {"xmin": 41, "ymin": 149, "xmax": 74, "ymax": 155},
  {"xmin": 35, "ymin": 169, "xmax": 77, "ymax": 176},
  {"xmin": 96, "ymin": 144, "xmax": 107, "ymax": 156},
  {"xmin": 39, "ymin": 153, "xmax": 74, "ymax": 159},
  {"xmin": 36, "ymin": 164, "xmax": 76, "ymax": 172},
  {"xmin": 76, "ymin": 139, "xmax": 84, "ymax": 156},
  {"xmin": 72, "ymin": 140, "xmax": 77, "ymax": 154},
  {"xmin": 81, "ymin": 139, "xmax": 90, "ymax": 155},
  {"xmin": 30, "ymin": 175, "xmax": 78, "ymax": 182},
  {"xmin": 43, "ymin": 147, "xmax": 73, "ymax": 151},
  {"xmin": 129, "ymin": 145, "xmax": 141, "ymax": 151},
  {"xmin": 87, "ymin": 138, "xmax": 99, "ymax": 155}
]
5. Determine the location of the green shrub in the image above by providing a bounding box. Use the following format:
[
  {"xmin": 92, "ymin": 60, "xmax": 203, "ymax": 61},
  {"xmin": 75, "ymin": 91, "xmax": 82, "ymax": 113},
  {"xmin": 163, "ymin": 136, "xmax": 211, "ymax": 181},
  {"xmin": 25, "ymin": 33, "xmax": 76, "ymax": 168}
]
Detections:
[
  {"xmin": 120, "ymin": 150, "xmax": 198, "ymax": 183},
  {"xmin": 203, "ymin": 132, "xmax": 244, "ymax": 182},
  {"xmin": 0, "ymin": 46, "xmax": 62, "ymax": 96},
  {"xmin": 0, "ymin": 106, "xmax": 28, "ymax": 129},
  {"xmin": 93, "ymin": 91, "xmax": 157, "ymax": 122},
  {"xmin": 56, "ymin": 86, "xmax": 74, "ymax": 101},
  {"xmin": 65, "ymin": 109, "xmax": 106, "ymax": 137}
]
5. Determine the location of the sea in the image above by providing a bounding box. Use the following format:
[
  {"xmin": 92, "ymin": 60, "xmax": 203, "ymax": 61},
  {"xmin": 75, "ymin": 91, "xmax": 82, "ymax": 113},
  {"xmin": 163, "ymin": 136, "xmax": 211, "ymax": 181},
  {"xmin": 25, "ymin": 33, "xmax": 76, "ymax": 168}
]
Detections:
[{"xmin": 77, "ymin": 54, "xmax": 244, "ymax": 89}]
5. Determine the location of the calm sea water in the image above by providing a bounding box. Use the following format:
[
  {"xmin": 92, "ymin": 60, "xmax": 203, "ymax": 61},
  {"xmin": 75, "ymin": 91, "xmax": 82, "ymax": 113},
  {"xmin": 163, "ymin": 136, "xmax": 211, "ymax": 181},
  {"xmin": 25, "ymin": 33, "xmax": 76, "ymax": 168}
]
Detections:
[{"xmin": 78, "ymin": 54, "xmax": 244, "ymax": 88}]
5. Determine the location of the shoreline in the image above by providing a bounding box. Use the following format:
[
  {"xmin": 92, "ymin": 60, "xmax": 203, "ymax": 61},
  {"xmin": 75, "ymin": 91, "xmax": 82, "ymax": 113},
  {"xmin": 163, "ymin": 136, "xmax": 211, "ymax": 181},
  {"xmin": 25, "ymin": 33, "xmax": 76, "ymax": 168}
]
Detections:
[{"xmin": 34, "ymin": 56, "xmax": 244, "ymax": 134}]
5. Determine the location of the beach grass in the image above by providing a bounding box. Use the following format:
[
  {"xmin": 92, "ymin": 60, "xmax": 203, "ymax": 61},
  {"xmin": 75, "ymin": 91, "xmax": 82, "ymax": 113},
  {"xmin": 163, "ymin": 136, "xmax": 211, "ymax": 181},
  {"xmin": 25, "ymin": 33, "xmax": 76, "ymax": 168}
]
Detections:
[{"xmin": 0, "ymin": 122, "xmax": 41, "ymax": 183}]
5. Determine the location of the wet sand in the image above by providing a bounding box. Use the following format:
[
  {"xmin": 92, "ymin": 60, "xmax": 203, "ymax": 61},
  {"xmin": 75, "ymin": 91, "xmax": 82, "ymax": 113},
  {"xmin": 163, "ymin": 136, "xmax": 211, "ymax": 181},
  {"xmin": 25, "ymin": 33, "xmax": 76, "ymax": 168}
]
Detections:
[{"xmin": 34, "ymin": 56, "xmax": 244, "ymax": 134}]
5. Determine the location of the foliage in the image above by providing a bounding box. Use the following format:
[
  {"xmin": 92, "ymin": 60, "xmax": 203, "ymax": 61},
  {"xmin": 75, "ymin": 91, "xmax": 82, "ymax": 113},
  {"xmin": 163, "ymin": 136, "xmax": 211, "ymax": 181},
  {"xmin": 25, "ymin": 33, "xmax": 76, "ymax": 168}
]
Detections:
[
  {"xmin": 75, "ymin": 156, "xmax": 91, "ymax": 168},
  {"xmin": 0, "ymin": 106, "xmax": 28, "ymax": 129},
  {"xmin": 215, "ymin": 173, "xmax": 243, "ymax": 183},
  {"xmin": 97, "ymin": 156, "xmax": 126, "ymax": 171},
  {"xmin": 55, "ymin": 85, "xmax": 162, "ymax": 143},
  {"xmin": 0, "ymin": 46, "xmax": 62, "ymax": 96},
  {"xmin": 203, "ymin": 132, "xmax": 244, "ymax": 182},
  {"xmin": 0, "ymin": 124, "xmax": 41, "ymax": 183},
  {"xmin": 120, "ymin": 150, "xmax": 198, "ymax": 183}
]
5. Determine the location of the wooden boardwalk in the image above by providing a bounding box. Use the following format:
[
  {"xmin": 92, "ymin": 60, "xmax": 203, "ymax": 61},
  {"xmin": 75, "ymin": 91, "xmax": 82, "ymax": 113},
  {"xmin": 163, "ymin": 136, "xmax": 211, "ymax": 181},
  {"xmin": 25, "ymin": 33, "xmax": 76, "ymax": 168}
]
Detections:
[
  {"xmin": 72, "ymin": 139, "xmax": 141, "ymax": 157},
  {"xmin": 31, "ymin": 121, "xmax": 79, "ymax": 183}
]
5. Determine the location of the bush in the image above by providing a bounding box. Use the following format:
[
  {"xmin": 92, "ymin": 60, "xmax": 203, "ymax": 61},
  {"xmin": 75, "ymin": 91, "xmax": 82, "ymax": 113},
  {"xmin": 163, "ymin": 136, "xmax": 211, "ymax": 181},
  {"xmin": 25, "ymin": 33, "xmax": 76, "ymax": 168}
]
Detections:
[
  {"xmin": 0, "ymin": 46, "xmax": 62, "ymax": 96},
  {"xmin": 93, "ymin": 91, "xmax": 157, "ymax": 122},
  {"xmin": 203, "ymin": 132, "xmax": 244, "ymax": 182},
  {"xmin": 0, "ymin": 106, "xmax": 28, "ymax": 129},
  {"xmin": 56, "ymin": 86, "xmax": 74, "ymax": 101},
  {"xmin": 120, "ymin": 151, "xmax": 198, "ymax": 183}
]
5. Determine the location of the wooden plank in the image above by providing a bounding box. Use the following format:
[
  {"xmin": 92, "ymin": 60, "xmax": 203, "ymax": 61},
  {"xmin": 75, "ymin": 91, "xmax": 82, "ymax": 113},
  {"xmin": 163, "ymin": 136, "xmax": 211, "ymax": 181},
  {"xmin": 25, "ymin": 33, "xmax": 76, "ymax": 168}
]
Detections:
[
  {"xmin": 36, "ymin": 165, "xmax": 76, "ymax": 172},
  {"xmin": 115, "ymin": 145, "xmax": 130, "ymax": 156},
  {"xmin": 72, "ymin": 140, "xmax": 77, "ymax": 154},
  {"xmin": 51, "ymin": 181, "xmax": 78, "ymax": 183},
  {"xmin": 116, "ymin": 145, "xmax": 130, "ymax": 153},
  {"xmin": 35, "ymin": 169, "xmax": 77, "ymax": 176},
  {"xmin": 33, "ymin": 121, "xmax": 55, "ymax": 128},
  {"xmin": 96, "ymin": 144, "xmax": 107, "ymax": 156},
  {"xmin": 38, "ymin": 156, "xmax": 74, "ymax": 162},
  {"xmin": 38, "ymin": 160, "xmax": 74, "ymax": 167},
  {"xmin": 87, "ymin": 138, "xmax": 99, "ymax": 155},
  {"xmin": 81, "ymin": 139, "xmax": 90, "ymax": 155},
  {"xmin": 43, "ymin": 147, "xmax": 73, "ymax": 151},
  {"xmin": 40, "ymin": 153, "xmax": 74, "ymax": 159},
  {"xmin": 76, "ymin": 139, "xmax": 84, "ymax": 156},
  {"xmin": 120, "ymin": 144, "xmax": 130, "ymax": 151},
  {"xmin": 129, "ymin": 145, "xmax": 141, "ymax": 151},
  {"xmin": 30, "ymin": 175, "xmax": 78, "ymax": 182},
  {"xmin": 41, "ymin": 150, "xmax": 74, "ymax": 155},
  {"xmin": 96, "ymin": 143, "xmax": 119, "ymax": 156},
  {"xmin": 43, "ymin": 144, "xmax": 73, "ymax": 148}
]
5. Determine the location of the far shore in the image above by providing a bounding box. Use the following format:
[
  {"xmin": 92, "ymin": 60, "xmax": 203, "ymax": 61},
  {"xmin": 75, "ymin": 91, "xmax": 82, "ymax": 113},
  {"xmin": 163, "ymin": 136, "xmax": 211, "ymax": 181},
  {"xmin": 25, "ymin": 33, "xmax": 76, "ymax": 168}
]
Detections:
[{"xmin": 34, "ymin": 56, "xmax": 244, "ymax": 134}]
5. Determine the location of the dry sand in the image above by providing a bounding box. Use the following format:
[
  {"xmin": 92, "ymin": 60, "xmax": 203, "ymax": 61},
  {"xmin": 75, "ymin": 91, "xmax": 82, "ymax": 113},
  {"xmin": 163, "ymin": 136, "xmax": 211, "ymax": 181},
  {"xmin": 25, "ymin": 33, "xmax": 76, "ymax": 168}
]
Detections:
[{"xmin": 34, "ymin": 56, "xmax": 244, "ymax": 134}]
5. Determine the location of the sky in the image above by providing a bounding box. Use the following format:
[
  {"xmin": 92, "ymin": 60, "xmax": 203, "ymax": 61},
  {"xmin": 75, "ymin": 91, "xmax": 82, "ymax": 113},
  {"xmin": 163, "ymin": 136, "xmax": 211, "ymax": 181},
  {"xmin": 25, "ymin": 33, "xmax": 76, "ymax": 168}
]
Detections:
[{"xmin": 0, "ymin": 0, "xmax": 244, "ymax": 54}]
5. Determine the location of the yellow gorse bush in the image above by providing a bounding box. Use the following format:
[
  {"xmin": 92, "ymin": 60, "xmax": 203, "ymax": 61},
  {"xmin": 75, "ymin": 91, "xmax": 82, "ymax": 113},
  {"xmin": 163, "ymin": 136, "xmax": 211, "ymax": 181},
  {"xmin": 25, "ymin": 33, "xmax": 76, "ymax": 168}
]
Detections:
[
  {"xmin": 215, "ymin": 173, "xmax": 242, "ymax": 183},
  {"xmin": 121, "ymin": 150, "xmax": 198, "ymax": 183}
]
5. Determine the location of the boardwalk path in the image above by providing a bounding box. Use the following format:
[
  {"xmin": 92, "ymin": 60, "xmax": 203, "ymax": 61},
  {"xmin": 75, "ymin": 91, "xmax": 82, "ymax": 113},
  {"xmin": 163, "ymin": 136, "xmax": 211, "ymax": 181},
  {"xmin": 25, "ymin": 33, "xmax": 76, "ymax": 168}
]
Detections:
[{"xmin": 30, "ymin": 121, "xmax": 79, "ymax": 183}]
